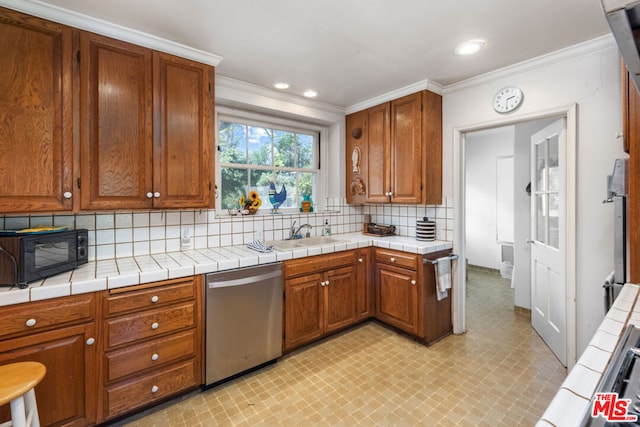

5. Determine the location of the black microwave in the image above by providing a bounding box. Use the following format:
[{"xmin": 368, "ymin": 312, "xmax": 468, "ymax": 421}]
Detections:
[{"xmin": 0, "ymin": 229, "xmax": 88, "ymax": 288}]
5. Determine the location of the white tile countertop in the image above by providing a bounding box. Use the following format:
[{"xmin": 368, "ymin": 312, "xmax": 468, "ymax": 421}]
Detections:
[
  {"xmin": 537, "ymin": 283, "xmax": 640, "ymax": 427},
  {"xmin": 0, "ymin": 233, "xmax": 453, "ymax": 307}
]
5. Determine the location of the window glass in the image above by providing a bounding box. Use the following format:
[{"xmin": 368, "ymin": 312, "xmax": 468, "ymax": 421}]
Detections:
[{"xmin": 218, "ymin": 117, "xmax": 320, "ymax": 211}]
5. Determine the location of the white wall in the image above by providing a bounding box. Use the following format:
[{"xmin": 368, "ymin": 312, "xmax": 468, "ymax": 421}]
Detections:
[
  {"xmin": 443, "ymin": 36, "xmax": 627, "ymax": 356},
  {"xmin": 465, "ymin": 127, "xmax": 514, "ymax": 270}
]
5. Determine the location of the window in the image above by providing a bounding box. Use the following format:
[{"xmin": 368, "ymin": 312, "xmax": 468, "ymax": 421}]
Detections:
[{"xmin": 218, "ymin": 115, "xmax": 320, "ymax": 211}]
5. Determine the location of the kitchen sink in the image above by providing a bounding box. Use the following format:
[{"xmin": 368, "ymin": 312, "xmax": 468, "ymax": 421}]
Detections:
[{"xmin": 268, "ymin": 236, "xmax": 342, "ymax": 251}]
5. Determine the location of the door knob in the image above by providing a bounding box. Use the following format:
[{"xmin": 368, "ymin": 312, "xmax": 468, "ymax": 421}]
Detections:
[
  {"xmin": 154, "ymin": 192, "xmax": 161, "ymax": 198},
  {"xmin": 146, "ymin": 192, "xmax": 153, "ymax": 198}
]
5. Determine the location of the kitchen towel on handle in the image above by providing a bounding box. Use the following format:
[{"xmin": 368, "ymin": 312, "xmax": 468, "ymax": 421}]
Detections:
[
  {"xmin": 434, "ymin": 256, "xmax": 452, "ymax": 301},
  {"xmin": 246, "ymin": 240, "xmax": 274, "ymax": 253}
]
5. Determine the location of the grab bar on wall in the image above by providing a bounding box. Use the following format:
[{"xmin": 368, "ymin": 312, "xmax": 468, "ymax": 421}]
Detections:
[{"xmin": 424, "ymin": 254, "xmax": 458, "ymax": 265}]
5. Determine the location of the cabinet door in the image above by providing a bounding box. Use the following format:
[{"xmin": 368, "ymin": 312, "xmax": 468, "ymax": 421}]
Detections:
[
  {"xmin": 390, "ymin": 92, "xmax": 422, "ymax": 203},
  {"xmin": 284, "ymin": 274, "xmax": 323, "ymax": 351},
  {"xmin": 80, "ymin": 32, "xmax": 153, "ymax": 210},
  {"xmin": 324, "ymin": 266, "xmax": 357, "ymax": 333},
  {"xmin": 366, "ymin": 102, "xmax": 391, "ymax": 203},
  {"xmin": 422, "ymin": 90, "xmax": 443, "ymax": 204},
  {"xmin": 356, "ymin": 248, "xmax": 373, "ymax": 320},
  {"xmin": 0, "ymin": 9, "xmax": 73, "ymax": 212},
  {"xmin": 152, "ymin": 52, "xmax": 214, "ymax": 208},
  {"xmin": 0, "ymin": 323, "xmax": 97, "ymax": 427},
  {"xmin": 346, "ymin": 110, "xmax": 368, "ymax": 204},
  {"xmin": 375, "ymin": 263, "xmax": 419, "ymax": 335}
]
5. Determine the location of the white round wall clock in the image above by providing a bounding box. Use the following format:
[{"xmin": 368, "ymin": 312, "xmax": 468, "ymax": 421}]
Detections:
[{"xmin": 492, "ymin": 86, "xmax": 524, "ymax": 114}]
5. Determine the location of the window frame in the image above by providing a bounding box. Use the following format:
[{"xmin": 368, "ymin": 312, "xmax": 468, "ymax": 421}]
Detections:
[{"xmin": 215, "ymin": 107, "xmax": 328, "ymax": 214}]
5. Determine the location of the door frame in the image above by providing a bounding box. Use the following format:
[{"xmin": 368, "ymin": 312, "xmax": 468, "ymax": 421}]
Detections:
[{"xmin": 452, "ymin": 104, "xmax": 577, "ymax": 369}]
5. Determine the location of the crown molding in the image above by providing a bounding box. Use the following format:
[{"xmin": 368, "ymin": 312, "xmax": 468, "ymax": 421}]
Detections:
[
  {"xmin": 216, "ymin": 75, "xmax": 346, "ymax": 116},
  {"xmin": 443, "ymin": 34, "xmax": 616, "ymax": 94},
  {"xmin": 0, "ymin": 0, "xmax": 223, "ymax": 66},
  {"xmin": 345, "ymin": 79, "xmax": 444, "ymax": 115}
]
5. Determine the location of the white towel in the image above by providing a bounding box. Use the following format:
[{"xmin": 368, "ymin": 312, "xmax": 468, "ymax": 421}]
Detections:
[{"xmin": 435, "ymin": 256, "xmax": 452, "ymax": 301}]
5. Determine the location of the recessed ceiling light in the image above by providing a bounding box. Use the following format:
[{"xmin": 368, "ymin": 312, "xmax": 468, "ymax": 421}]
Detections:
[
  {"xmin": 455, "ymin": 39, "xmax": 486, "ymax": 55},
  {"xmin": 303, "ymin": 89, "xmax": 318, "ymax": 98},
  {"xmin": 273, "ymin": 82, "xmax": 290, "ymax": 90}
]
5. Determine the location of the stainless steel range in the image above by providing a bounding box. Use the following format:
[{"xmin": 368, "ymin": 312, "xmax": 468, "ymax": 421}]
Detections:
[{"xmin": 583, "ymin": 325, "xmax": 640, "ymax": 426}]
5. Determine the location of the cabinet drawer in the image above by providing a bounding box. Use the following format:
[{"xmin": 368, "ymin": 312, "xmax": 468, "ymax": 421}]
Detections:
[
  {"xmin": 0, "ymin": 294, "xmax": 95, "ymax": 340},
  {"xmin": 105, "ymin": 329, "xmax": 198, "ymax": 383},
  {"xmin": 105, "ymin": 278, "xmax": 195, "ymax": 316},
  {"xmin": 104, "ymin": 358, "xmax": 199, "ymax": 420},
  {"xmin": 375, "ymin": 249, "xmax": 418, "ymax": 270},
  {"xmin": 284, "ymin": 250, "xmax": 354, "ymax": 278},
  {"xmin": 105, "ymin": 302, "xmax": 196, "ymax": 348}
]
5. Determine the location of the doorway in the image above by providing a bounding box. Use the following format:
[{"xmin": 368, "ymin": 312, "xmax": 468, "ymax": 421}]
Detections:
[{"xmin": 453, "ymin": 106, "xmax": 577, "ymax": 368}]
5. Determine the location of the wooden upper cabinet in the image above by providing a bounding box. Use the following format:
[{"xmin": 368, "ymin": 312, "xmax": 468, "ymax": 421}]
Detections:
[
  {"xmin": 80, "ymin": 33, "xmax": 214, "ymax": 210},
  {"xmin": 422, "ymin": 90, "xmax": 443, "ymax": 205},
  {"xmin": 390, "ymin": 93, "xmax": 422, "ymax": 204},
  {"xmin": 346, "ymin": 90, "xmax": 442, "ymax": 205},
  {"xmin": 152, "ymin": 52, "xmax": 214, "ymax": 209},
  {"xmin": 623, "ymin": 61, "xmax": 639, "ymax": 155},
  {"xmin": 0, "ymin": 9, "xmax": 73, "ymax": 212},
  {"xmin": 80, "ymin": 32, "xmax": 153, "ymax": 210},
  {"xmin": 366, "ymin": 103, "xmax": 391, "ymax": 203}
]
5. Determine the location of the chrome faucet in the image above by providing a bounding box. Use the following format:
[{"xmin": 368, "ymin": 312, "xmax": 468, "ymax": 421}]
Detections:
[{"xmin": 288, "ymin": 221, "xmax": 312, "ymax": 239}]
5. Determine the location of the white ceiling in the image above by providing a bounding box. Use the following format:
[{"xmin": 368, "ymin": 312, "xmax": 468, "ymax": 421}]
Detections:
[{"xmin": 29, "ymin": 0, "xmax": 611, "ymax": 108}]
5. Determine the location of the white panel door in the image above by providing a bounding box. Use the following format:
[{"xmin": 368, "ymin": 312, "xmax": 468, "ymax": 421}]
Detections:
[{"xmin": 530, "ymin": 118, "xmax": 566, "ymax": 366}]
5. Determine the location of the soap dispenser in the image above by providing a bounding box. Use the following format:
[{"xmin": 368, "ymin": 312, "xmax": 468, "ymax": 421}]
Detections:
[{"xmin": 323, "ymin": 219, "xmax": 331, "ymax": 236}]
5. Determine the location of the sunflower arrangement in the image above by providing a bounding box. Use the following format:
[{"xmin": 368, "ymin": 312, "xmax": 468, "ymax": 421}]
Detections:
[{"xmin": 239, "ymin": 190, "xmax": 262, "ymax": 213}]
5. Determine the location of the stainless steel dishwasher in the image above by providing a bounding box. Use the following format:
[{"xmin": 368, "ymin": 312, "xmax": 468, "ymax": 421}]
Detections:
[{"xmin": 204, "ymin": 262, "xmax": 282, "ymax": 387}]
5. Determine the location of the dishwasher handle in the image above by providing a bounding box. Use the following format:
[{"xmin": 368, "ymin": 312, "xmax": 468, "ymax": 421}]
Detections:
[{"xmin": 207, "ymin": 269, "xmax": 282, "ymax": 289}]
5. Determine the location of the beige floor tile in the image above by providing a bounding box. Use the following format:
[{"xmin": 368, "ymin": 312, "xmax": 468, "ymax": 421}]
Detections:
[{"xmin": 112, "ymin": 266, "xmax": 566, "ymax": 426}]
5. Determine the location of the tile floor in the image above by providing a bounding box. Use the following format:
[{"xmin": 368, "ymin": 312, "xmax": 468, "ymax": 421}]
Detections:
[{"xmin": 115, "ymin": 266, "xmax": 567, "ymax": 426}]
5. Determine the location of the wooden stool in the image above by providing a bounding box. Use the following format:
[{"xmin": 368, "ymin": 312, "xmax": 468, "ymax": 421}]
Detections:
[{"xmin": 0, "ymin": 362, "xmax": 46, "ymax": 427}]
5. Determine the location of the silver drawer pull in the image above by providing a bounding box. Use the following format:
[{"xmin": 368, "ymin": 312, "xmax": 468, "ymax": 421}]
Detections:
[
  {"xmin": 320, "ymin": 281, "xmax": 326, "ymax": 287},
  {"xmin": 358, "ymin": 258, "xmax": 363, "ymax": 263},
  {"xmin": 151, "ymin": 353, "xmax": 159, "ymax": 361},
  {"xmin": 390, "ymin": 257, "xmax": 396, "ymax": 262},
  {"xmin": 151, "ymin": 322, "xmax": 159, "ymax": 330},
  {"xmin": 325, "ymin": 280, "xmax": 329, "ymax": 286},
  {"xmin": 411, "ymin": 280, "xmax": 416, "ymax": 285},
  {"xmin": 151, "ymin": 385, "xmax": 159, "ymax": 393},
  {"xmin": 146, "ymin": 192, "xmax": 153, "ymax": 198},
  {"xmin": 25, "ymin": 318, "xmax": 37, "ymax": 327},
  {"xmin": 86, "ymin": 337, "xmax": 95, "ymax": 346},
  {"xmin": 63, "ymin": 191, "xmax": 72, "ymax": 199},
  {"xmin": 151, "ymin": 295, "xmax": 159, "ymax": 303}
]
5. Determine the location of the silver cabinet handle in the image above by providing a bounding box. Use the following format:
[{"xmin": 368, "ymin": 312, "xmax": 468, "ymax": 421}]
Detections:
[
  {"xmin": 411, "ymin": 280, "xmax": 416, "ymax": 286},
  {"xmin": 151, "ymin": 295, "xmax": 159, "ymax": 303},
  {"xmin": 151, "ymin": 353, "xmax": 159, "ymax": 361},
  {"xmin": 325, "ymin": 280, "xmax": 329, "ymax": 286},
  {"xmin": 151, "ymin": 385, "xmax": 159, "ymax": 393},
  {"xmin": 25, "ymin": 318, "xmax": 37, "ymax": 327},
  {"xmin": 154, "ymin": 192, "xmax": 161, "ymax": 198},
  {"xmin": 63, "ymin": 191, "xmax": 72, "ymax": 199},
  {"xmin": 151, "ymin": 322, "xmax": 159, "ymax": 330},
  {"xmin": 320, "ymin": 281, "xmax": 326, "ymax": 287},
  {"xmin": 358, "ymin": 258, "xmax": 363, "ymax": 263},
  {"xmin": 390, "ymin": 257, "xmax": 396, "ymax": 262},
  {"xmin": 86, "ymin": 338, "xmax": 95, "ymax": 346},
  {"xmin": 146, "ymin": 192, "xmax": 153, "ymax": 198}
]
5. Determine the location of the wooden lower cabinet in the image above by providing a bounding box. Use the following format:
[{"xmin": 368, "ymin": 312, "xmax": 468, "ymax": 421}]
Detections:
[
  {"xmin": 283, "ymin": 251, "xmax": 363, "ymax": 352},
  {"xmin": 356, "ymin": 248, "xmax": 373, "ymax": 320},
  {"xmin": 99, "ymin": 276, "xmax": 203, "ymax": 423},
  {"xmin": 0, "ymin": 295, "xmax": 97, "ymax": 427},
  {"xmin": 375, "ymin": 248, "xmax": 452, "ymax": 344},
  {"xmin": 376, "ymin": 263, "xmax": 419, "ymax": 335}
]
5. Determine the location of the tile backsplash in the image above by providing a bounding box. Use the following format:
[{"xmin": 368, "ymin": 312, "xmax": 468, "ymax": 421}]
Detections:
[{"xmin": 0, "ymin": 198, "xmax": 454, "ymax": 261}]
